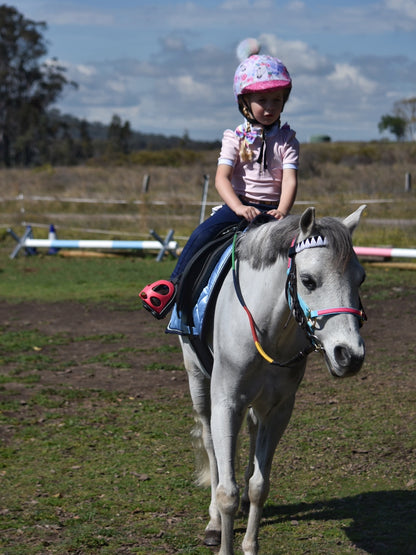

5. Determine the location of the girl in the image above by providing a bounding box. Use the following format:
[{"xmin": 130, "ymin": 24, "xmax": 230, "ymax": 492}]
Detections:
[{"xmin": 140, "ymin": 39, "xmax": 299, "ymax": 319}]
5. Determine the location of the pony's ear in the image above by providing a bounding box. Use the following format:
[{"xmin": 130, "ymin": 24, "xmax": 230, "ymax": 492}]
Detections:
[
  {"xmin": 343, "ymin": 204, "xmax": 367, "ymax": 235},
  {"xmin": 299, "ymin": 207, "xmax": 316, "ymax": 237}
]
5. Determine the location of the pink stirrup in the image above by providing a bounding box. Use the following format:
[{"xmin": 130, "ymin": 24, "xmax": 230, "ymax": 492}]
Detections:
[{"xmin": 139, "ymin": 279, "xmax": 176, "ymax": 319}]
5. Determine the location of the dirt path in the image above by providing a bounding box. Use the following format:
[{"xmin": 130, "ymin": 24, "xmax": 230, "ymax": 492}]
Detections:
[{"xmin": 1, "ymin": 285, "xmax": 415, "ymax": 403}]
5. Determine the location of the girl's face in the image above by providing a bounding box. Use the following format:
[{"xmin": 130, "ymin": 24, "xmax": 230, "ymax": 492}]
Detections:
[{"xmin": 246, "ymin": 89, "xmax": 286, "ymax": 126}]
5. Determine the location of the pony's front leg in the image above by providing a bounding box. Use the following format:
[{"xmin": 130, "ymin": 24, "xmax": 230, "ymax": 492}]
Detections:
[
  {"xmin": 242, "ymin": 396, "xmax": 296, "ymax": 555},
  {"xmin": 211, "ymin": 402, "xmax": 243, "ymax": 555}
]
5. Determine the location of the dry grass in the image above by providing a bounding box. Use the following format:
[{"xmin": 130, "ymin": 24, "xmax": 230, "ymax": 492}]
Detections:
[{"xmin": 1, "ymin": 143, "xmax": 415, "ymax": 247}]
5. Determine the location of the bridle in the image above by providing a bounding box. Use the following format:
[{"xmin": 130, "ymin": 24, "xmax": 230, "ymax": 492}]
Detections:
[
  {"xmin": 231, "ymin": 233, "xmax": 367, "ymax": 367},
  {"xmin": 286, "ymin": 235, "xmax": 366, "ymax": 347}
]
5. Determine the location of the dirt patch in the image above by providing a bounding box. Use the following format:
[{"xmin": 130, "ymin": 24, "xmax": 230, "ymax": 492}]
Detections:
[
  {"xmin": 0, "ymin": 301, "xmax": 188, "ymax": 402},
  {"xmin": 0, "ymin": 287, "xmax": 414, "ymax": 402}
]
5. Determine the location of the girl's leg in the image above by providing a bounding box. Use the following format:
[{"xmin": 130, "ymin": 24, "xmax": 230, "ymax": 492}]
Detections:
[
  {"xmin": 171, "ymin": 205, "xmax": 242, "ymax": 280},
  {"xmin": 139, "ymin": 205, "xmax": 242, "ymax": 318}
]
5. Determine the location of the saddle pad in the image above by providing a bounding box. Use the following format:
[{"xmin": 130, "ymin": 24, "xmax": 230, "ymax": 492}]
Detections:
[{"xmin": 166, "ymin": 243, "xmax": 233, "ymax": 336}]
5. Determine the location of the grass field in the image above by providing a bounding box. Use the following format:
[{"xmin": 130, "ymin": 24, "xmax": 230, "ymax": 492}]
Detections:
[
  {"xmin": 0, "ymin": 250, "xmax": 415, "ymax": 554},
  {"xmin": 0, "ymin": 144, "xmax": 415, "ymax": 553}
]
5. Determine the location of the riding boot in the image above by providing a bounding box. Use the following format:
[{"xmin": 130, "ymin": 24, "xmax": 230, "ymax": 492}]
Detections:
[{"xmin": 139, "ymin": 279, "xmax": 177, "ymax": 319}]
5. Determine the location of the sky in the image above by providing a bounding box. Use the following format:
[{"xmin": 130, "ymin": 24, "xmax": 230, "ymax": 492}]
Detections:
[{"xmin": 9, "ymin": 0, "xmax": 416, "ymax": 143}]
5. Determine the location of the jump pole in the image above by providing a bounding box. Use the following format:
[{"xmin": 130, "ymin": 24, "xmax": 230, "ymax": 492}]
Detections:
[
  {"xmin": 8, "ymin": 226, "xmax": 178, "ymax": 260},
  {"xmin": 354, "ymin": 246, "xmax": 416, "ymax": 259}
]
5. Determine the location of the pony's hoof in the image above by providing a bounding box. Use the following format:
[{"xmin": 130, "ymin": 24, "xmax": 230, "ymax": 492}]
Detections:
[{"xmin": 203, "ymin": 530, "xmax": 221, "ymax": 546}]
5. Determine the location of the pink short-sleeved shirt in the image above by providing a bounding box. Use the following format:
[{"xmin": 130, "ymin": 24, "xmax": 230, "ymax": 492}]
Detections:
[{"xmin": 218, "ymin": 123, "xmax": 299, "ymax": 204}]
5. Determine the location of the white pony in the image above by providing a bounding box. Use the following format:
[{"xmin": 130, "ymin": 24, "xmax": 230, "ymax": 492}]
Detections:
[{"xmin": 180, "ymin": 206, "xmax": 367, "ymax": 555}]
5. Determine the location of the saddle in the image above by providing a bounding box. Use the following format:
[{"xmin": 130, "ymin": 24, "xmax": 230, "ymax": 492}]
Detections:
[
  {"xmin": 164, "ymin": 224, "xmax": 241, "ymax": 376},
  {"xmin": 167, "ymin": 214, "xmax": 275, "ymax": 376},
  {"xmin": 174, "ymin": 223, "xmax": 243, "ymax": 329}
]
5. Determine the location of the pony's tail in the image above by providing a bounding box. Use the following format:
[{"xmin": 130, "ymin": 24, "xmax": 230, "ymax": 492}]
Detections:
[{"xmin": 191, "ymin": 415, "xmax": 211, "ymax": 487}]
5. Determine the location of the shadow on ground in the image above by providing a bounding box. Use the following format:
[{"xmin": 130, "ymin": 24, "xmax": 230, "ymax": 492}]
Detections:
[{"xmin": 261, "ymin": 489, "xmax": 415, "ymax": 554}]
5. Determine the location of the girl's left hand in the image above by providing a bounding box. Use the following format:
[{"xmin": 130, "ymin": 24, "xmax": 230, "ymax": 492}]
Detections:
[{"xmin": 267, "ymin": 209, "xmax": 286, "ymax": 220}]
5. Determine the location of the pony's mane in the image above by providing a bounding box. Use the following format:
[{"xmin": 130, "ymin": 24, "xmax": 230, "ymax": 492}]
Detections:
[{"xmin": 237, "ymin": 214, "xmax": 354, "ymax": 270}]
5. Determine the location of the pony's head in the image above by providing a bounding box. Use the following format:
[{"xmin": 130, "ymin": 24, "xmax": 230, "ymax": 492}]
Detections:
[
  {"xmin": 292, "ymin": 205, "xmax": 367, "ymax": 377},
  {"xmin": 236, "ymin": 205, "xmax": 366, "ymax": 377}
]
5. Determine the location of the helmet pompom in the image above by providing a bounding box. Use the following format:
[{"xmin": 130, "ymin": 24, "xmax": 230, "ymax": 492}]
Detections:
[{"xmin": 236, "ymin": 38, "xmax": 261, "ymax": 62}]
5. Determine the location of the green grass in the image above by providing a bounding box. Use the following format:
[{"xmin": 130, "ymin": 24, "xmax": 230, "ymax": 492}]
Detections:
[
  {"xmin": 0, "ymin": 253, "xmax": 415, "ymax": 554},
  {"xmin": 1, "ymin": 150, "xmax": 415, "ymax": 553},
  {"xmin": 0, "ymin": 394, "xmax": 205, "ymax": 554},
  {"xmin": 1, "ymin": 371, "xmax": 414, "ymax": 554},
  {"xmin": 0, "ymin": 254, "xmax": 177, "ymax": 303},
  {"xmin": 0, "ymin": 252, "xmax": 414, "ymax": 305}
]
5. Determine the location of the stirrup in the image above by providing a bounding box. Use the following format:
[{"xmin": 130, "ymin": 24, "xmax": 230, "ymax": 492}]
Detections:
[{"xmin": 139, "ymin": 279, "xmax": 176, "ymax": 319}]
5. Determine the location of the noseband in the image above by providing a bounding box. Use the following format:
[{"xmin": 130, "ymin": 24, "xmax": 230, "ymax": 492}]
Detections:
[{"xmin": 232, "ymin": 233, "xmax": 367, "ymax": 367}]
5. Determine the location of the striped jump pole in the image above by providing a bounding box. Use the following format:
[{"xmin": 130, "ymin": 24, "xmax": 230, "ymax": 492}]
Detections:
[
  {"xmin": 354, "ymin": 246, "xmax": 416, "ymax": 259},
  {"xmin": 8, "ymin": 226, "xmax": 178, "ymax": 260}
]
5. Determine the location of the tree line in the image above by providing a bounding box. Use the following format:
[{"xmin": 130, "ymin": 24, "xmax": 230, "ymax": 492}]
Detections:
[{"xmin": 0, "ymin": 5, "xmax": 414, "ymax": 168}]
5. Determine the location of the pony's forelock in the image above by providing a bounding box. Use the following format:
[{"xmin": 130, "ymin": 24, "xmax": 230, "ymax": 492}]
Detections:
[{"xmin": 236, "ymin": 216, "xmax": 299, "ymax": 269}]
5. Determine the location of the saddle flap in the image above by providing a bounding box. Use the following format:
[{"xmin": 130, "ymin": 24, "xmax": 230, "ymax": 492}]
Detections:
[{"xmin": 175, "ymin": 224, "xmax": 241, "ymax": 327}]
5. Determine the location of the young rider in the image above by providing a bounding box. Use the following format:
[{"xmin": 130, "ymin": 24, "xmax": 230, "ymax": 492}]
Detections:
[{"xmin": 139, "ymin": 38, "xmax": 299, "ymax": 319}]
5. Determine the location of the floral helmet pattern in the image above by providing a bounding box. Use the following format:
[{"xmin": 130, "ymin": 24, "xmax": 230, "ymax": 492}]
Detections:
[{"xmin": 233, "ymin": 38, "xmax": 292, "ymax": 100}]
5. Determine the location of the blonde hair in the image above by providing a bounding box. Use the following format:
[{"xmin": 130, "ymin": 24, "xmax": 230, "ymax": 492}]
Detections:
[{"xmin": 239, "ymin": 120, "xmax": 254, "ymax": 162}]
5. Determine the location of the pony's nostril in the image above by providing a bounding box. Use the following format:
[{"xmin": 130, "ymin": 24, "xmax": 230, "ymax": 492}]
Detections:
[
  {"xmin": 334, "ymin": 345, "xmax": 351, "ymax": 367},
  {"xmin": 334, "ymin": 344, "xmax": 364, "ymax": 375}
]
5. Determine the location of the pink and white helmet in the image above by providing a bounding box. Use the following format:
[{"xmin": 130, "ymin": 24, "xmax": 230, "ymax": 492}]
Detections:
[{"xmin": 233, "ymin": 38, "xmax": 292, "ymax": 100}]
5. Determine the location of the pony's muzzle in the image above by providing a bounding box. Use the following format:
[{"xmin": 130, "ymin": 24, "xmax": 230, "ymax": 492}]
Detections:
[{"xmin": 328, "ymin": 341, "xmax": 365, "ymax": 377}]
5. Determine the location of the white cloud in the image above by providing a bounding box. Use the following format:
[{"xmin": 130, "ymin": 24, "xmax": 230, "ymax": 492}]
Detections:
[
  {"xmin": 384, "ymin": 0, "xmax": 416, "ymax": 21},
  {"xmin": 287, "ymin": 0, "xmax": 305, "ymax": 12},
  {"xmin": 327, "ymin": 63, "xmax": 377, "ymax": 95},
  {"xmin": 259, "ymin": 34, "xmax": 332, "ymax": 75},
  {"xmin": 167, "ymin": 75, "xmax": 209, "ymax": 99},
  {"xmin": 74, "ymin": 64, "xmax": 97, "ymax": 78}
]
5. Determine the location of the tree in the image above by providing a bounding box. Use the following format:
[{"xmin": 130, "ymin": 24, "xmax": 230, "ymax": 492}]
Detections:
[
  {"xmin": 107, "ymin": 114, "xmax": 132, "ymax": 155},
  {"xmin": 79, "ymin": 119, "xmax": 94, "ymax": 159},
  {"xmin": 393, "ymin": 97, "xmax": 416, "ymax": 140},
  {"xmin": 0, "ymin": 5, "xmax": 76, "ymax": 166},
  {"xmin": 378, "ymin": 115, "xmax": 407, "ymax": 142},
  {"xmin": 378, "ymin": 97, "xmax": 416, "ymax": 141}
]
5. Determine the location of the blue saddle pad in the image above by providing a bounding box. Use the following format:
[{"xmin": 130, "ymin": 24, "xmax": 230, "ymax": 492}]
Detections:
[{"xmin": 166, "ymin": 244, "xmax": 232, "ymax": 336}]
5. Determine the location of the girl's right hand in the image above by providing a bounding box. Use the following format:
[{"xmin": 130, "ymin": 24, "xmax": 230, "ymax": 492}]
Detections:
[{"xmin": 235, "ymin": 204, "xmax": 261, "ymax": 222}]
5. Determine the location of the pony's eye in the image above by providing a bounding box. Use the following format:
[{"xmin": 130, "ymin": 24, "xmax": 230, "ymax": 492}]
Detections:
[{"xmin": 301, "ymin": 275, "xmax": 316, "ymax": 291}]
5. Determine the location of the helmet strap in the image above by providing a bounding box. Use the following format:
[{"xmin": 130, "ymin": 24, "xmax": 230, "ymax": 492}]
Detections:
[{"xmin": 239, "ymin": 98, "xmax": 257, "ymax": 125}]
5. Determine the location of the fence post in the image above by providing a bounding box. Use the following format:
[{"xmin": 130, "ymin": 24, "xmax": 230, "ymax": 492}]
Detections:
[
  {"xmin": 142, "ymin": 174, "xmax": 150, "ymax": 193},
  {"xmin": 405, "ymin": 172, "xmax": 411, "ymax": 192},
  {"xmin": 199, "ymin": 174, "xmax": 210, "ymax": 224}
]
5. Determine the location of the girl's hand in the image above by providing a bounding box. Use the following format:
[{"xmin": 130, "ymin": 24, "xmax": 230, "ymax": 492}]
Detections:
[
  {"xmin": 235, "ymin": 204, "xmax": 261, "ymax": 222},
  {"xmin": 267, "ymin": 209, "xmax": 286, "ymax": 220}
]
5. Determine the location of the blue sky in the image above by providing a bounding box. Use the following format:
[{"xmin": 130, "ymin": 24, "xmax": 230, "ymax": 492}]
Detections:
[{"xmin": 10, "ymin": 0, "xmax": 416, "ymax": 143}]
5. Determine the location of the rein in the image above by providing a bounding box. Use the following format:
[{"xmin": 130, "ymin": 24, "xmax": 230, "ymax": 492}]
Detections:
[
  {"xmin": 231, "ymin": 233, "xmax": 314, "ymax": 367},
  {"xmin": 231, "ymin": 232, "xmax": 366, "ymax": 366}
]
